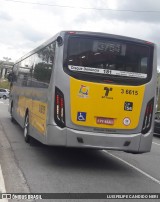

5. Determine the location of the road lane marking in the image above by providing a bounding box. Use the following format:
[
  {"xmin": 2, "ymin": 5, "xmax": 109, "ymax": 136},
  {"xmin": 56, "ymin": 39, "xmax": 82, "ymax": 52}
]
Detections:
[
  {"xmin": 152, "ymin": 142, "xmax": 160, "ymax": 146},
  {"xmin": 0, "ymin": 164, "xmax": 8, "ymax": 202},
  {"xmin": 0, "ymin": 101, "xmax": 9, "ymax": 105},
  {"xmin": 103, "ymin": 150, "xmax": 160, "ymax": 185}
]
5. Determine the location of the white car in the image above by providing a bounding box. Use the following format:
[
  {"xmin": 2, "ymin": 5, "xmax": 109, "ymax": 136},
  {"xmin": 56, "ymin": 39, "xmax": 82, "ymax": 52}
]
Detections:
[{"xmin": 0, "ymin": 88, "xmax": 10, "ymax": 99}]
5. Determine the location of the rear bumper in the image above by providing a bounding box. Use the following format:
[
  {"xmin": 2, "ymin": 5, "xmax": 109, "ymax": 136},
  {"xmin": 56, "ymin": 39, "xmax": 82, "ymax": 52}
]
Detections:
[{"xmin": 47, "ymin": 125, "xmax": 153, "ymax": 153}]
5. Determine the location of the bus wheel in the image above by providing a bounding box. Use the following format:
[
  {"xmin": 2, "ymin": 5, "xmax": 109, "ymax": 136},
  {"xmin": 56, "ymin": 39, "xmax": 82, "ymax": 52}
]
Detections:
[
  {"xmin": 11, "ymin": 104, "xmax": 16, "ymax": 123},
  {"xmin": 24, "ymin": 113, "xmax": 30, "ymax": 143}
]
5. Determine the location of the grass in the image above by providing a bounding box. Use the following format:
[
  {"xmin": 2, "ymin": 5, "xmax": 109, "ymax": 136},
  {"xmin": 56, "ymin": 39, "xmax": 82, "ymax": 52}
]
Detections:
[{"xmin": 0, "ymin": 80, "xmax": 10, "ymax": 89}]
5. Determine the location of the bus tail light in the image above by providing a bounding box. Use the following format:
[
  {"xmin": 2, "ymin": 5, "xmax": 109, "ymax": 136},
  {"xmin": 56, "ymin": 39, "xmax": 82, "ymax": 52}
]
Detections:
[
  {"xmin": 141, "ymin": 98, "xmax": 154, "ymax": 134},
  {"xmin": 54, "ymin": 87, "xmax": 65, "ymax": 128}
]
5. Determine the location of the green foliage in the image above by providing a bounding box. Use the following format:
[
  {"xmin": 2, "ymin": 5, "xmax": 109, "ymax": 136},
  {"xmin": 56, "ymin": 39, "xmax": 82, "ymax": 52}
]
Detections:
[
  {"xmin": 0, "ymin": 80, "xmax": 10, "ymax": 89},
  {"xmin": 34, "ymin": 63, "xmax": 52, "ymax": 82},
  {"xmin": 157, "ymin": 96, "xmax": 160, "ymax": 111}
]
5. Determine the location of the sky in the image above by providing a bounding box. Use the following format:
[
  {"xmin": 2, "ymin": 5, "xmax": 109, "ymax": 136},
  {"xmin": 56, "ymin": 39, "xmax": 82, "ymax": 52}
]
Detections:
[{"xmin": 0, "ymin": 0, "xmax": 160, "ymax": 68}]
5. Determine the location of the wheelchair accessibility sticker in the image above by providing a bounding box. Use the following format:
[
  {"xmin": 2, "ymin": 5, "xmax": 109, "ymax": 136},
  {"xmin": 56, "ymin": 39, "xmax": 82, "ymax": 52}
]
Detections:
[{"xmin": 77, "ymin": 112, "xmax": 86, "ymax": 121}]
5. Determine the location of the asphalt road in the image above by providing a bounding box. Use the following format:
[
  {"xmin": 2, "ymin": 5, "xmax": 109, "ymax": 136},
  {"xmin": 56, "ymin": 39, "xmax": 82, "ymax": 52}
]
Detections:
[{"xmin": 0, "ymin": 99, "xmax": 160, "ymax": 202}]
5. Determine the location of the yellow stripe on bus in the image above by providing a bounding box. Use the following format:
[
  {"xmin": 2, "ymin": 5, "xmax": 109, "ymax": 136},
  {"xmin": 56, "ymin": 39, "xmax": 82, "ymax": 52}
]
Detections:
[{"xmin": 17, "ymin": 94, "xmax": 47, "ymax": 135}]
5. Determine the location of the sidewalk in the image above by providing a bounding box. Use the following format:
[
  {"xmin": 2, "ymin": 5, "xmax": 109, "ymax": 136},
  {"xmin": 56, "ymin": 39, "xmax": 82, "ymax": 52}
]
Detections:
[
  {"xmin": 0, "ymin": 119, "xmax": 32, "ymax": 201},
  {"xmin": 0, "ymin": 164, "xmax": 8, "ymax": 202}
]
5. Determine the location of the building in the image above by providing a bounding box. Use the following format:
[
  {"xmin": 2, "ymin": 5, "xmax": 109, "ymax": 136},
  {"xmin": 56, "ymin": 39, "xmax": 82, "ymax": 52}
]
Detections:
[{"xmin": 0, "ymin": 60, "xmax": 14, "ymax": 79}]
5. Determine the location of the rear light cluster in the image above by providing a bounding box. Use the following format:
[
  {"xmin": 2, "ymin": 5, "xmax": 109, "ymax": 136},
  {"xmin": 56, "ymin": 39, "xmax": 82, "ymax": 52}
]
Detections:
[
  {"xmin": 54, "ymin": 87, "xmax": 65, "ymax": 128},
  {"xmin": 141, "ymin": 98, "xmax": 154, "ymax": 134}
]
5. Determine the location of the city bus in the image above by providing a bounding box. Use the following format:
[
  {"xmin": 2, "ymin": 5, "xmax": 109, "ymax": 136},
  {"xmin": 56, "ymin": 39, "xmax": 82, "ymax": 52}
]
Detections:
[{"xmin": 9, "ymin": 31, "xmax": 157, "ymax": 153}]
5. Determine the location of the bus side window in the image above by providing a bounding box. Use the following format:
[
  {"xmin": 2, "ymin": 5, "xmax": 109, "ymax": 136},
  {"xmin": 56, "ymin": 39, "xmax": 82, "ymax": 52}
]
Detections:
[
  {"xmin": 17, "ymin": 56, "xmax": 34, "ymax": 87},
  {"xmin": 12, "ymin": 64, "xmax": 19, "ymax": 83},
  {"xmin": 32, "ymin": 41, "xmax": 56, "ymax": 88}
]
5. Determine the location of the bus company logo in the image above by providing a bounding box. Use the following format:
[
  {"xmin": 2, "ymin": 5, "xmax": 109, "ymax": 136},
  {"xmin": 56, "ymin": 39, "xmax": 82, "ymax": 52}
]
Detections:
[
  {"xmin": 2, "ymin": 194, "xmax": 11, "ymax": 199},
  {"xmin": 102, "ymin": 87, "xmax": 113, "ymax": 99},
  {"xmin": 78, "ymin": 85, "xmax": 89, "ymax": 98}
]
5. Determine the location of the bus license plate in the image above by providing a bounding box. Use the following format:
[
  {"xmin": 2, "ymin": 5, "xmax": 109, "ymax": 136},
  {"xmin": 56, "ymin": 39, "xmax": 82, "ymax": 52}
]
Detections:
[{"xmin": 96, "ymin": 117, "xmax": 114, "ymax": 125}]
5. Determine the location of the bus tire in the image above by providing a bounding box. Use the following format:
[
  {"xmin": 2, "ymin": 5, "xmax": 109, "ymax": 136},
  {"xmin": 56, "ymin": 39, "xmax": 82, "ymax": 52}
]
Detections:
[
  {"xmin": 10, "ymin": 104, "xmax": 16, "ymax": 123},
  {"xmin": 24, "ymin": 113, "xmax": 30, "ymax": 143}
]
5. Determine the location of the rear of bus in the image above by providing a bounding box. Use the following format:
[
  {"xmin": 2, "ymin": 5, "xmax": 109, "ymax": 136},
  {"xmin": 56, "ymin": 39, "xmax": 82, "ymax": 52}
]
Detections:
[{"xmin": 47, "ymin": 31, "xmax": 156, "ymax": 153}]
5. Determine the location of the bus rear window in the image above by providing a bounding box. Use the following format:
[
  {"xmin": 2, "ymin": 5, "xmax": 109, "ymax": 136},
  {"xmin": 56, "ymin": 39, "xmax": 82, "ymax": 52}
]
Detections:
[{"xmin": 65, "ymin": 36, "xmax": 152, "ymax": 82}]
